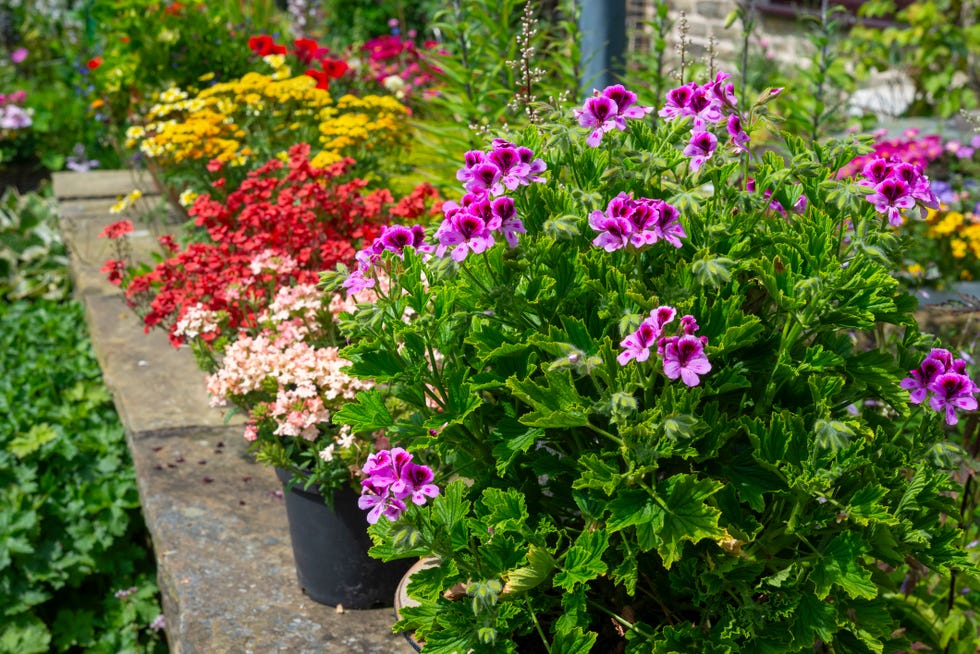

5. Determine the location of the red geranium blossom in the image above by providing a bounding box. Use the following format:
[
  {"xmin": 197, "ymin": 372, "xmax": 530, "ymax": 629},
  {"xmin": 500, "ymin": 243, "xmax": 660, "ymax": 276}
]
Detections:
[
  {"xmin": 115, "ymin": 143, "xmax": 439, "ymax": 347},
  {"xmin": 98, "ymin": 219, "xmax": 134, "ymax": 239},
  {"xmin": 247, "ymin": 34, "xmax": 286, "ymax": 57},
  {"xmin": 293, "ymin": 38, "xmax": 326, "ymax": 65}
]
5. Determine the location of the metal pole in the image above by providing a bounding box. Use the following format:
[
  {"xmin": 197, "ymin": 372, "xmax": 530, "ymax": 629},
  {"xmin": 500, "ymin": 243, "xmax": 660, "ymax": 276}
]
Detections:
[{"xmin": 578, "ymin": 0, "xmax": 627, "ymax": 94}]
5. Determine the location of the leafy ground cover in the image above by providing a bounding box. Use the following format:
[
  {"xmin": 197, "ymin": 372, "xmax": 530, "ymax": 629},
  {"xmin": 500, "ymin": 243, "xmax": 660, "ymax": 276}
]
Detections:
[{"xmin": 0, "ymin": 189, "xmax": 164, "ymax": 653}]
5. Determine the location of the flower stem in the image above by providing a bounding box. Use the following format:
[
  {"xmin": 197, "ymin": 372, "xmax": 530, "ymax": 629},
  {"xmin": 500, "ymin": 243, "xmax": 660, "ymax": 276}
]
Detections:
[{"xmin": 525, "ymin": 596, "xmax": 552, "ymax": 654}]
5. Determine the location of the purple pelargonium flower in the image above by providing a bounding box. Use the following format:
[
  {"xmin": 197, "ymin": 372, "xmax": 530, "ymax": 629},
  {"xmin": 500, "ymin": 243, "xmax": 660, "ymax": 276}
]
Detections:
[
  {"xmin": 602, "ymin": 84, "xmax": 653, "ymax": 121},
  {"xmin": 380, "ymin": 224, "xmax": 427, "ymax": 255},
  {"xmin": 435, "ymin": 209, "xmax": 494, "ymax": 262},
  {"xmin": 574, "ymin": 84, "xmax": 652, "ymax": 147},
  {"xmin": 617, "ymin": 306, "xmax": 676, "ymax": 365},
  {"xmin": 464, "ymin": 162, "xmax": 505, "ymax": 197},
  {"xmin": 901, "ymin": 350, "xmax": 978, "ymax": 425},
  {"xmin": 927, "ymin": 373, "xmax": 978, "ymax": 426},
  {"xmin": 867, "ymin": 178, "xmax": 915, "ymax": 226},
  {"xmin": 575, "ymin": 95, "xmax": 619, "ymax": 147},
  {"xmin": 589, "ymin": 211, "xmax": 632, "ymax": 252},
  {"xmin": 590, "ymin": 193, "xmax": 686, "ymax": 251},
  {"xmin": 683, "ymin": 131, "xmax": 718, "ymax": 173},
  {"xmin": 661, "ymin": 334, "xmax": 712, "ymax": 387},
  {"xmin": 684, "ymin": 87, "xmax": 723, "ymax": 131},
  {"xmin": 359, "ymin": 448, "xmax": 440, "ymax": 524},
  {"xmin": 727, "ymin": 114, "xmax": 750, "ymax": 153},
  {"xmin": 659, "ymin": 83, "xmax": 697, "ymax": 120}
]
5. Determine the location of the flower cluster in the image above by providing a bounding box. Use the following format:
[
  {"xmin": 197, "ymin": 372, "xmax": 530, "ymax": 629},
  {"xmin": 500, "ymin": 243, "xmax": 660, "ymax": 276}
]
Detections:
[
  {"xmin": 837, "ymin": 128, "xmax": 944, "ymax": 179},
  {"xmin": 127, "ymin": 68, "xmax": 410, "ymax": 184},
  {"xmin": 434, "ymin": 138, "xmax": 546, "ymax": 260},
  {"xmin": 247, "ymin": 34, "xmax": 350, "ymax": 92},
  {"xmin": 901, "ymin": 348, "xmax": 978, "ymax": 425},
  {"xmin": 617, "ymin": 306, "xmax": 711, "ymax": 386},
  {"xmin": 358, "ymin": 448, "xmax": 439, "ymax": 524},
  {"xmin": 857, "ymin": 155, "xmax": 940, "ymax": 226},
  {"xmin": 588, "ymin": 192, "xmax": 685, "ymax": 251},
  {"xmin": 356, "ymin": 32, "xmax": 442, "ymax": 103},
  {"xmin": 331, "ymin": 75, "xmax": 978, "ymax": 652},
  {"xmin": 206, "ymin": 283, "xmax": 374, "ymax": 441},
  {"xmin": 109, "ymin": 144, "xmax": 437, "ymax": 347},
  {"xmin": 0, "ymin": 89, "xmax": 31, "ymax": 131},
  {"xmin": 658, "ymin": 72, "xmax": 752, "ymax": 171},
  {"xmin": 574, "ymin": 84, "xmax": 652, "ymax": 147}
]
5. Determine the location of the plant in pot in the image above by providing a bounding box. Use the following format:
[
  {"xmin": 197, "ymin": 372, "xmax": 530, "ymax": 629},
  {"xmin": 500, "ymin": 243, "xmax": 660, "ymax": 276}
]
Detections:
[
  {"xmin": 100, "ymin": 143, "xmax": 441, "ymax": 608},
  {"xmin": 327, "ymin": 75, "xmax": 979, "ymax": 651}
]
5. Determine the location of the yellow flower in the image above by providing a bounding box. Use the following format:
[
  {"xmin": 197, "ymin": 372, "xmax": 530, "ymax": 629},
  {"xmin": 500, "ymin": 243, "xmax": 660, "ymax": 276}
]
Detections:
[
  {"xmin": 199, "ymin": 72, "xmax": 215, "ymax": 82},
  {"xmin": 928, "ymin": 211, "xmax": 964, "ymax": 238},
  {"xmin": 178, "ymin": 189, "xmax": 199, "ymax": 207},
  {"xmin": 263, "ymin": 54, "xmax": 286, "ymax": 69},
  {"xmin": 906, "ymin": 263, "xmax": 925, "ymax": 277},
  {"xmin": 951, "ymin": 238, "xmax": 968, "ymax": 258}
]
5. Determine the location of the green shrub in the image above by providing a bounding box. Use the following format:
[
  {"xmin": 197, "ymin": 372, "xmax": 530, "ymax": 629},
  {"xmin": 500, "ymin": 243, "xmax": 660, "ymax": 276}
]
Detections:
[
  {"xmin": 0, "ymin": 189, "xmax": 70, "ymax": 301},
  {"xmin": 0, "ymin": 298, "xmax": 165, "ymax": 654}
]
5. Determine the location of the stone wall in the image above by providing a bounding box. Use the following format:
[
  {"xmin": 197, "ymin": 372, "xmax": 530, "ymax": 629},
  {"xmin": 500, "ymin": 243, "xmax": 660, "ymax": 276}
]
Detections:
[{"xmin": 626, "ymin": 1, "xmax": 819, "ymax": 73}]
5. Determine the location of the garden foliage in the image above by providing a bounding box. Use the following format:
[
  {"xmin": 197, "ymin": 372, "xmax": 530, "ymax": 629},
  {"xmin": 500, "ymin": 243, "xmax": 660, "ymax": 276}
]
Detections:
[
  {"xmin": 330, "ymin": 77, "xmax": 977, "ymax": 652},
  {"xmin": 0, "ymin": 298, "xmax": 164, "ymax": 654}
]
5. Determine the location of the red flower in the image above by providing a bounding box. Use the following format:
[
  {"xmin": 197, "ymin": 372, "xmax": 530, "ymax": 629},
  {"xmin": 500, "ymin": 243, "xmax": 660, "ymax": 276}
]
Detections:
[
  {"xmin": 293, "ymin": 38, "xmax": 325, "ymax": 65},
  {"xmin": 158, "ymin": 234, "xmax": 180, "ymax": 253},
  {"xmin": 206, "ymin": 159, "xmax": 224, "ymax": 173},
  {"xmin": 98, "ymin": 219, "xmax": 134, "ymax": 239},
  {"xmin": 247, "ymin": 34, "xmax": 286, "ymax": 57},
  {"xmin": 101, "ymin": 259, "xmax": 127, "ymax": 285},
  {"xmin": 163, "ymin": 1, "xmax": 184, "ymax": 15},
  {"xmin": 87, "ymin": 56, "xmax": 102, "ymax": 70},
  {"xmin": 304, "ymin": 68, "xmax": 331, "ymax": 91},
  {"xmin": 320, "ymin": 58, "xmax": 349, "ymax": 79}
]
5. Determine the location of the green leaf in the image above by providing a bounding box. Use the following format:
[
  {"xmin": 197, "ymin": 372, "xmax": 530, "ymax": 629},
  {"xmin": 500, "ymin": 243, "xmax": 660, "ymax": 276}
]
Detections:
[
  {"xmin": 503, "ymin": 545, "xmax": 555, "ymax": 594},
  {"xmin": 507, "ymin": 369, "xmax": 591, "ymax": 428},
  {"xmin": 846, "ymin": 485, "xmax": 896, "ymax": 526},
  {"xmin": 791, "ymin": 593, "xmax": 837, "ymax": 646},
  {"xmin": 0, "ymin": 614, "xmax": 51, "ymax": 654},
  {"xmin": 333, "ymin": 389, "xmax": 394, "ymax": 433},
  {"xmin": 607, "ymin": 476, "xmax": 725, "ymax": 568},
  {"xmin": 480, "ymin": 487, "xmax": 529, "ymax": 534},
  {"xmin": 572, "ymin": 454, "xmax": 621, "ymax": 496},
  {"xmin": 431, "ymin": 481, "xmax": 471, "ymax": 551},
  {"xmin": 8, "ymin": 423, "xmax": 59, "ymax": 458},
  {"xmin": 810, "ymin": 532, "xmax": 878, "ymax": 600},
  {"xmin": 654, "ymin": 475, "xmax": 726, "ymax": 568},
  {"xmin": 553, "ymin": 530, "xmax": 608, "ymax": 591},
  {"xmin": 551, "ymin": 626, "xmax": 598, "ymax": 654},
  {"xmin": 490, "ymin": 418, "xmax": 541, "ymax": 476}
]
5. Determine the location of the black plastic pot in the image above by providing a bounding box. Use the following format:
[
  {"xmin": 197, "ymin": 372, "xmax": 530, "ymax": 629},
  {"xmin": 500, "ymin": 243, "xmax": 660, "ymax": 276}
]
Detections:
[{"xmin": 276, "ymin": 468, "xmax": 413, "ymax": 609}]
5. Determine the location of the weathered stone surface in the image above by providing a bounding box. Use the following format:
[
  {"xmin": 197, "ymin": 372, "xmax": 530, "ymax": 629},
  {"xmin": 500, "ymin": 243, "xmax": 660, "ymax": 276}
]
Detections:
[
  {"xmin": 138, "ymin": 428, "xmax": 405, "ymax": 654},
  {"xmin": 80, "ymin": 293, "xmax": 233, "ymax": 434},
  {"xmin": 57, "ymin": 172, "xmax": 408, "ymax": 654},
  {"xmin": 52, "ymin": 169, "xmax": 160, "ymax": 200}
]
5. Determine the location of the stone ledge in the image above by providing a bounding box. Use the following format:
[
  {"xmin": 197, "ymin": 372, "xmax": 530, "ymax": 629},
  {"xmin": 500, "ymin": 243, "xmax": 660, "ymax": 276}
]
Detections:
[{"xmin": 54, "ymin": 171, "xmax": 407, "ymax": 654}]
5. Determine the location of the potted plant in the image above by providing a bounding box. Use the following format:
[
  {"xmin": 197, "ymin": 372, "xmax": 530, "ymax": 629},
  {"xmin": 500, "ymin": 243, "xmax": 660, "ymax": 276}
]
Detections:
[
  {"xmin": 328, "ymin": 74, "xmax": 979, "ymax": 651},
  {"xmin": 100, "ymin": 143, "xmax": 441, "ymax": 608}
]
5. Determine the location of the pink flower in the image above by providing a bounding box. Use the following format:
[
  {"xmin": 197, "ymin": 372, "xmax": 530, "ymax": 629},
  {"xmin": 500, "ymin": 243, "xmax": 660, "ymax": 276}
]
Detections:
[
  {"xmin": 683, "ymin": 131, "xmax": 718, "ymax": 173},
  {"xmin": 10, "ymin": 47, "xmax": 27, "ymax": 64},
  {"xmin": 574, "ymin": 95, "xmax": 619, "ymax": 147},
  {"xmin": 661, "ymin": 335, "xmax": 711, "ymax": 387},
  {"xmin": 617, "ymin": 306, "xmax": 676, "ymax": 365},
  {"xmin": 867, "ymin": 178, "xmax": 915, "ymax": 226},
  {"xmin": 927, "ymin": 373, "xmax": 978, "ymax": 426}
]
